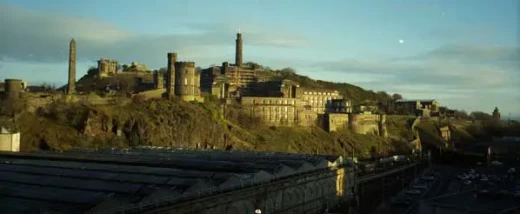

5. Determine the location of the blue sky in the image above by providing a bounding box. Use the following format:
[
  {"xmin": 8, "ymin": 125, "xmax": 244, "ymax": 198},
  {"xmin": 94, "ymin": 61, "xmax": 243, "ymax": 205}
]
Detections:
[{"xmin": 0, "ymin": 0, "xmax": 519, "ymax": 117}]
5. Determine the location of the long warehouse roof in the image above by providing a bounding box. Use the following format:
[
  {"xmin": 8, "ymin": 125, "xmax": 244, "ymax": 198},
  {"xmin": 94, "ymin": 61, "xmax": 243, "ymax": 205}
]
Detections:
[{"xmin": 0, "ymin": 148, "xmax": 344, "ymax": 213}]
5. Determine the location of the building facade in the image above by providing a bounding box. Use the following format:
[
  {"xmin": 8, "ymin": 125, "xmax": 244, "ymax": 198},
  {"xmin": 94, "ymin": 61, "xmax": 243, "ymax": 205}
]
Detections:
[
  {"xmin": 153, "ymin": 71, "xmax": 164, "ymax": 89},
  {"xmin": 327, "ymin": 99, "xmax": 353, "ymax": 113},
  {"xmin": 296, "ymin": 88, "xmax": 343, "ymax": 114},
  {"xmin": 97, "ymin": 59, "xmax": 118, "ymax": 78},
  {"xmin": 0, "ymin": 127, "xmax": 20, "ymax": 152},
  {"xmin": 240, "ymin": 97, "xmax": 317, "ymax": 127},
  {"xmin": 174, "ymin": 61, "xmax": 203, "ymax": 102},
  {"xmin": 3, "ymin": 79, "xmax": 25, "ymax": 99},
  {"xmin": 392, "ymin": 99, "xmax": 440, "ymax": 116}
]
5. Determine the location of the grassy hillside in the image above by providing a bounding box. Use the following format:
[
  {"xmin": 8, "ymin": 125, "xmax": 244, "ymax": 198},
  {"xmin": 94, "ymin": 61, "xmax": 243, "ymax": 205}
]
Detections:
[
  {"xmin": 0, "ymin": 66, "xmax": 417, "ymax": 156},
  {"xmin": 1, "ymin": 95, "xmax": 412, "ymax": 157},
  {"xmin": 257, "ymin": 68, "xmax": 396, "ymax": 105},
  {"xmin": 416, "ymin": 121, "xmax": 447, "ymax": 149}
]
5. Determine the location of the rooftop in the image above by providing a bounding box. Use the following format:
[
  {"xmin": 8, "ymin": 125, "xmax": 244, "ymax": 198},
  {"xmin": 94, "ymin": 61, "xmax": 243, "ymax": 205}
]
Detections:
[
  {"xmin": 395, "ymin": 99, "xmax": 436, "ymax": 103},
  {"xmin": 0, "ymin": 148, "xmax": 344, "ymax": 213}
]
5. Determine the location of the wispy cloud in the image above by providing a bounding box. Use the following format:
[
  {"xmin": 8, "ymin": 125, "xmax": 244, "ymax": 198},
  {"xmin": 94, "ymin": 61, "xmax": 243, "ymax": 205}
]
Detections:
[
  {"xmin": 0, "ymin": 4, "xmax": 308, "ymax": 67},
  {"xmin": 306, "ymin": 43, "xmax": 520, "ymax": 113}
]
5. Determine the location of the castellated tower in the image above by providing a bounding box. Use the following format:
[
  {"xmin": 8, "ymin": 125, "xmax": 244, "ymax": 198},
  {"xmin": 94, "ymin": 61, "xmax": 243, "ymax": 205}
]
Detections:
[
  {"xmin": 153, "ymin": 71, "xmax": 164, "ymax": 89},
  {"xmin": 97, "ymin": 59, "xmax": 118, "ymax": 78},
  {"xmin": 67, "ymin": 39, "xmax": 76, "ymax": 94},
  {"xmin": 235, "ymin": 29, "xmax": 243, "ymax": 67},
  {"xmin": 166, "ymin": 52, "xmax": 177, "ymax": 99},
  {"xmin": 174, "ymin": 61, "xmax": 201, "ymax": 102}
]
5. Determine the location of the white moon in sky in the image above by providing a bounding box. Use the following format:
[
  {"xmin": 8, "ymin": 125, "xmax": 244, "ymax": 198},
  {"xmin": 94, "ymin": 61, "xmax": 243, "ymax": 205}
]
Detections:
[{"xmin": 399, "ymin": 39, "xmax": 404, "ymax": 44}]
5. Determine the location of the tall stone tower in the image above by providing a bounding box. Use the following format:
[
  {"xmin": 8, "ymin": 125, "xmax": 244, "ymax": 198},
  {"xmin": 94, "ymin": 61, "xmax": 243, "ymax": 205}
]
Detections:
[
  {"xmin": 67, "ymin": 39, "xmax": 76, "ymax": 94},
  {"xmin": 153, "ymin": 71, "xmax": 164, "ymax": 89},
  {"xmin": 166, "ymin": 52, "xmax": 177, "ymax": 99},
  {"xmin": 235, "ymin": 29, "xmax": 243, "ymax": 67},
  {"xmin": 174, "ymin": 61, "xmax": 199, "ymax": 101}
]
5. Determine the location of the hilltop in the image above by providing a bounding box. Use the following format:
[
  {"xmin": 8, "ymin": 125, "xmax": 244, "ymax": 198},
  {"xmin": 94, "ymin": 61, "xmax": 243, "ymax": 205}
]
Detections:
[
  {"xmin": 256, "ymin": 67, "xmax": 399, "ymax": 105},
  {"xmin": 0, "ymin": 66, "xmax": 416, "ymax": 157},
  {"xmin": 0, "ymin": 96, "xmax": 409, "ymax": 157},
  {"xmin": 4, "ymin": 63, "xmax": 517, "ymax": 158}
]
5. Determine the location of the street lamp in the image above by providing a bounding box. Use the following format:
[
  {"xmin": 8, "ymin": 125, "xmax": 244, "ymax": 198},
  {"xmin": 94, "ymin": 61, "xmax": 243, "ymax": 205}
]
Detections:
[{"xmin": 254, "ymin": 209, "xmax": 262, "ymax": 214}]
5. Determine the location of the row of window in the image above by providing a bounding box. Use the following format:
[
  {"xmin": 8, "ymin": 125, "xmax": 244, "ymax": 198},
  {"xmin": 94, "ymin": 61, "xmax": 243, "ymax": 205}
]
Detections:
[
  {"xmin": 253, "ymin": 99, "xmax": 296, "ymax": 105},
  {"xmin": 303, "ymin": 91, "xmax": 339, "ymax": 96},
  {"xmin": 260, "ymin": 106, "xmax": 291, "ymax": 112},
  {"xmin": 303, "ymin": 96, "xmax": 340, "ymax": 101},
  {"xmin": 265, "ymin": 114, "xmax": 290, "ymax": 121}
]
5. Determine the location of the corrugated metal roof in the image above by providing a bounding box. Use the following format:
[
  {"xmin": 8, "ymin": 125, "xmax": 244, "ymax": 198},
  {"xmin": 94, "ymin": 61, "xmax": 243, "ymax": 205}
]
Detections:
[{"xmin": 0, "ymin": 149, "xmax": 343, "ymax": 213}]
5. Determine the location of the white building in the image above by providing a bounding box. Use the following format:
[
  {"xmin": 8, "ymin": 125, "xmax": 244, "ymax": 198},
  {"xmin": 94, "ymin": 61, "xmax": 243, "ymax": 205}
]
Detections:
[{"xmin": 0, "ymin": 127, "xmax": 20, "ymax": 152}]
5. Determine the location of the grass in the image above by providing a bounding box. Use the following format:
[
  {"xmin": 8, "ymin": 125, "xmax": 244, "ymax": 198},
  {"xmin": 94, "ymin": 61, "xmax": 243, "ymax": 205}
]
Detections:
[{"xmin": 4, "ymin": 95, "xmax": 416, "ymax": 157}]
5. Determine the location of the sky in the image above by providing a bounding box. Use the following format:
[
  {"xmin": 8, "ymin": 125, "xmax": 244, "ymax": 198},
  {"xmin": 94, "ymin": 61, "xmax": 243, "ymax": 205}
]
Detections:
[{"xmin": 0, "ymin": 0, "xmax": 519, "ymax": 117}]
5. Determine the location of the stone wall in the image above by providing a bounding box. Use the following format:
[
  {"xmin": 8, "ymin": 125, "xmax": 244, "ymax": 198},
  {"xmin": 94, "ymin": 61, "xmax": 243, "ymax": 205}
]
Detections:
[
  {"xmin": 348, "ymin": 113, "xmax": 386, "ymax": 136},
  {"xmin": 327, "ymin": 113, "xmax": 349, "ymax": 132},
  {"xmin": 4, "ymin": 79, "xmax": 23, "ymax": 99},
  {"xmin": 153, "ymin": 71, "xmax": 164, "ymax": 89},
  {"xmin": 174, "ymin": 61, "xmax": 203, "ymax": 102}
]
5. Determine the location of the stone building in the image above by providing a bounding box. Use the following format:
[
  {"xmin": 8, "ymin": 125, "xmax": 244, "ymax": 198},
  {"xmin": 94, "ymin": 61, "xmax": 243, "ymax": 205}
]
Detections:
[
  {"xmin": 325, "ymin": 111, "xmax": 387, "ymax": 136},
  {"xmin": 355, "ymin": 105, "xmax": 378, "ymax": 114},
  {"xmin": 3, "ymin": 79, "xmax": 25, "ymax": 99},
  {"xmin": 326, "ymin": 113, "xmax": 350, "ymax": 132},
  {"xmin": 67, "ymin": 39, "xmax": 76, "ymax": 94},
  {"xmin": 166, "ymin": 52, "xmax": 176, "ymax": 99},
  {"xmin": 163, "ymin": 52, "xmax": 203, "ymax": 102},
  {"xmin": 97, "ymin": 59, "xmax": 118, "ymax": 78},
  {"xmin": 296, "ymin": 88, "xmax": 343, "ymax": 114},
  {"xmin": 122, "ymin": 61, "xmax": 148, "ymax": 73},
  {"xmin": 325, "ymin": 99, "xmax": 353, "ymax": 132},
  {"xmin": 201, "ymin": 31, "xmax": 260, "ymax": 98},
  {"xmin": 0, "ymin": 127, "xmax": 20, "ymax": 152},
  {"xmin": 246, "ymin": 79, "xmax": 299, "ymax": 98},
  {"xmin": 201, "ymin": 66, "xmax": 221, "ymax": 93},
  {"xmin": 153, "ymin": 71, "xmax": 164, "ymax": 89},
  {"xmin": 326, "ymin": 99, "xmax": 353, "ymax": 113},
  {"xmin": 240, "ymin": 97, "xmax": 317, "ymax": 127},
  {"xmin": 392, "ymin": 99, "xmax": 440, "ymax": 116},
  {"xmin": 175, "ymin": 61, "xmax": 203, "ymax": 102},
  {"xmin": 211, "ymin": 75, "xmax": 228, "ymax": 99},
  {"xmin": 349, "ymin": 113, "xmax": 387, "ymax": 136}
]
